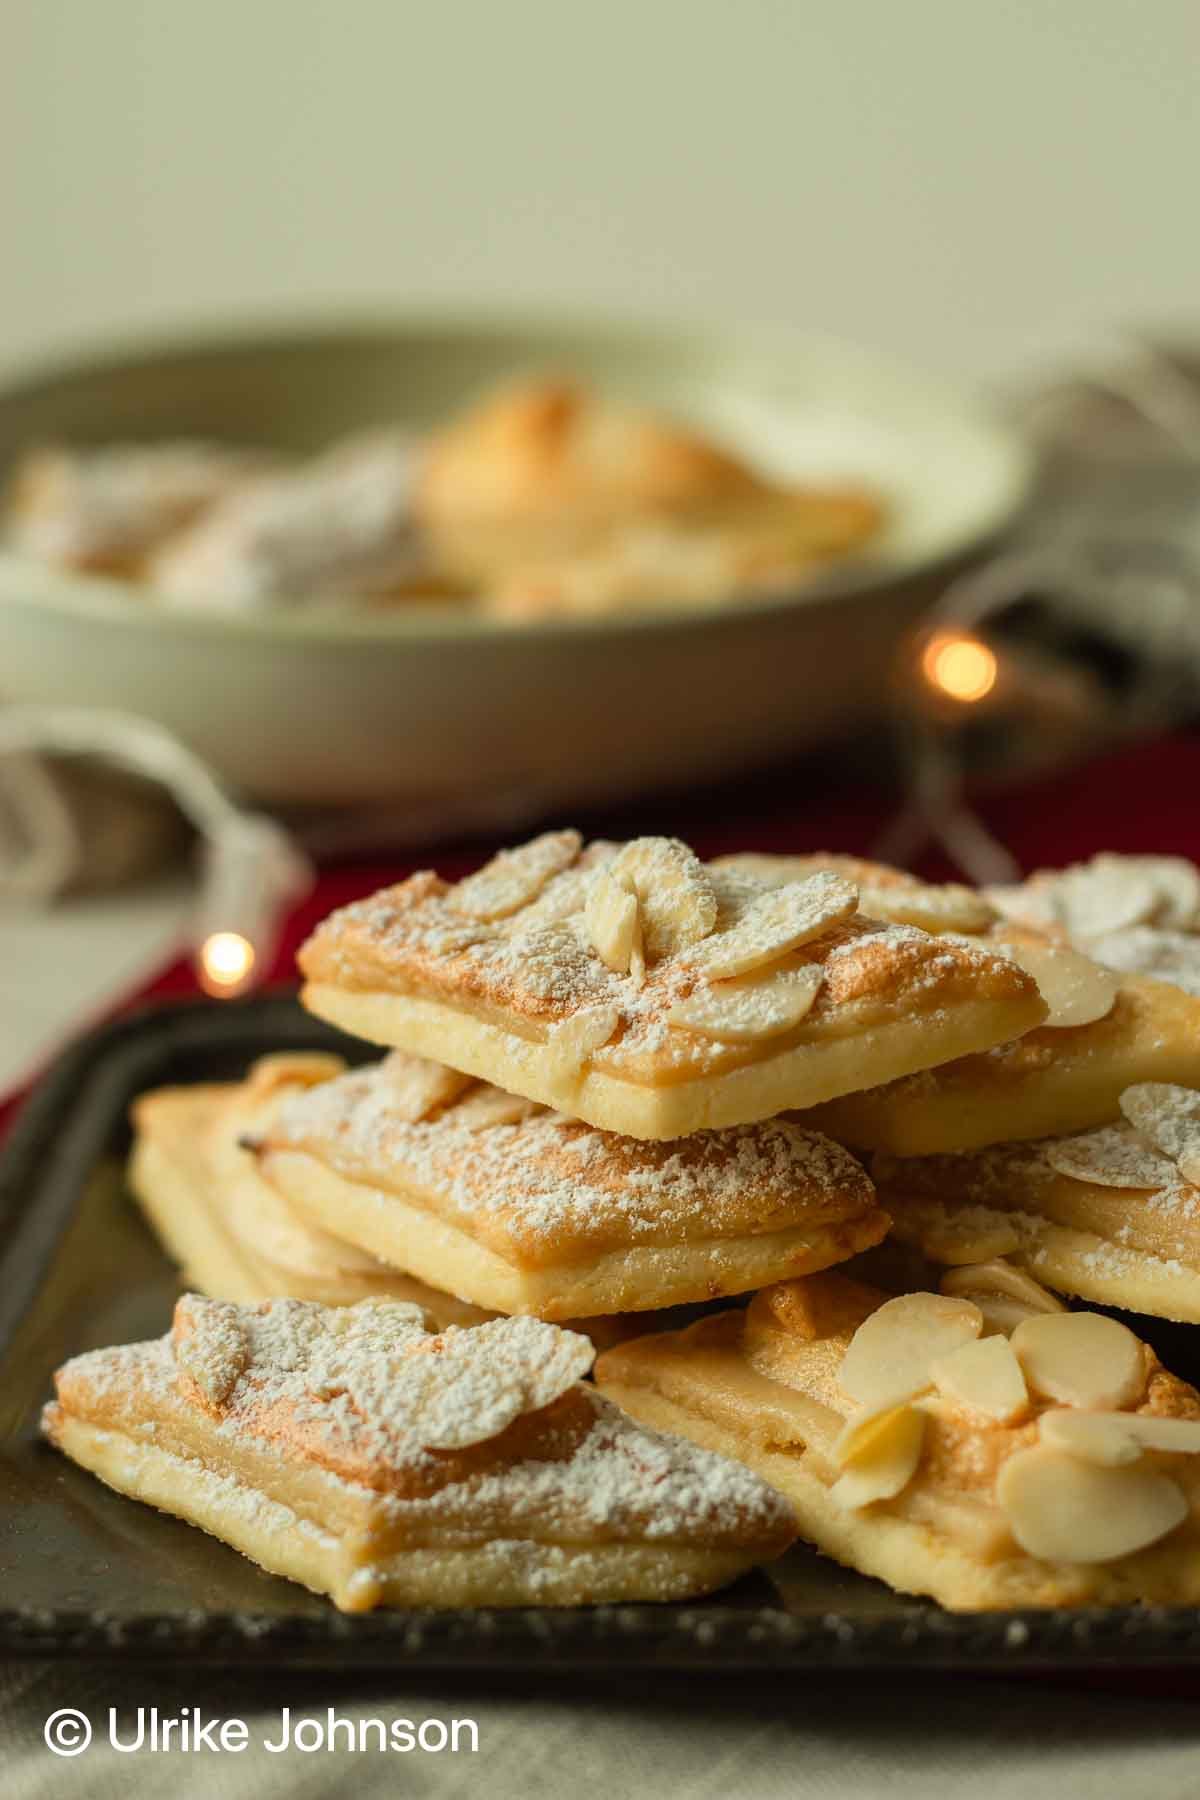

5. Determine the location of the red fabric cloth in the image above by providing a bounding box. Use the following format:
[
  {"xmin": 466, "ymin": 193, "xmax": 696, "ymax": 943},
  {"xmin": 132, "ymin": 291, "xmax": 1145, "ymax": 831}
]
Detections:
[{"xmin": 4, "ymin": 730, "xmax": 1200, "ymax": 1139}]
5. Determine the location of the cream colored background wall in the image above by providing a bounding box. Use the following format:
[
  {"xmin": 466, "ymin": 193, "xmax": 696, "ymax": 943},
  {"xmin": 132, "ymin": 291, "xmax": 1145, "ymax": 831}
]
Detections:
[{"xmin": 5, "ymin": 0, "xmax": 1197, "ymax": 387}]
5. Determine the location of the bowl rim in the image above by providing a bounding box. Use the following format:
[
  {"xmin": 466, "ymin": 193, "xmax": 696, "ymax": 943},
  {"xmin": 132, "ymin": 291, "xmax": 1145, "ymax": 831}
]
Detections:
[{"xmin": 0, "ymin": 304, "xmax": 1036, "ymax": 647}]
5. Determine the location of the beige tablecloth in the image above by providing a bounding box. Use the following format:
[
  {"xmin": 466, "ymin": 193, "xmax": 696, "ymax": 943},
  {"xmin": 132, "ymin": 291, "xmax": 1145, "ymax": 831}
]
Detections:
[{"xmin": 5, "ymin": 1658, "xmax": 1200, "ymax": 1799}]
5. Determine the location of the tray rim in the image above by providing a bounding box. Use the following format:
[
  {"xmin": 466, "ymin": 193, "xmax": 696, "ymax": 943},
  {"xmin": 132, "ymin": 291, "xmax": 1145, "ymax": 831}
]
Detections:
[{"xmin": 5, "ymin": 994, "xmax": 1200, "ymax": 1671}]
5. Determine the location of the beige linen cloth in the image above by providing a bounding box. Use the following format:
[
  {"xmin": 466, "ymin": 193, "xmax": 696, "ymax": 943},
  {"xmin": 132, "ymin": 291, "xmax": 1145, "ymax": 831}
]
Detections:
[{"xmin": 4, "ymin": 1658, "xmax": 1200, "ymax": 1798}]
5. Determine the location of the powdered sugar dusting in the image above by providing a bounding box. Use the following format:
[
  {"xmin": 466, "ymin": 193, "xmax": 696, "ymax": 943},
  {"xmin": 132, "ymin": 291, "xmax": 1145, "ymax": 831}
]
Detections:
[
  {"xmin": 299, "ymin": 834, "xmax": 1033, "ymax": 1078},
  {"xmin": 269, "ymin": 1059, "xmax": 875, "ymax": 1258},
  {"xmin": 1044, "ymin": 1125, "xmax": 1179, "ymax": 1191},
  {"xmin": 51, "ymin": 1298, "xmax": 794, "ymax": 1549}
]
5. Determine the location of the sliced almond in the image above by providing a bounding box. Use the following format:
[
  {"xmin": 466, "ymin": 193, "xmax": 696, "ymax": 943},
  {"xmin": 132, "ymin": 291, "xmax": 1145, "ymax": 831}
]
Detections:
[
  {"xmin": 1044, "ymin": 1124, "xmax": 1177, "ymax": 1191},
  {"xmin": 917, "ymin": 1209, "xmax": 1021, "ymax": 1266},
  {"xmin": 838, "ymin": 1291, "xmax": 983, "ymax": 1411},
  {"xmin": 1038, "ymin": 1409, "xmax": 1142, "ymax": 1466},
  {"xmin": 1120, "ymin": 1413, "xmax": 1200, "ymax": 1455},
  {"xmin": 606, "ymin": 837, "xmax": 717, "ymax": 963},
  {"xmin": 379, "ymin": 1050, "xmax": 475, "ymax": 1123},
  {"xmin": 931, "ymin": 1335, "xmax": 1028, "ymax": 1423},
  {"xmin": 585, "ymin": 867, "xmax": 642, "ymax": 978},
  {"xmin": 1120, "ymin": 1083, "xmax": 1200, "ymax": 1187},
  {"xmin": 975, "ymin": 1295, "xmax": 1055, "ymax": 1336},
  {"xmin": 1011, "ymin": 1311, "xmax": 1145, "ymax": 1412},
  {"xmin": 690, "ymin": 872, "xmax": 858, "ymax": 981},
  {"xmin": 172, "ymin": 1297, "xmax": 251, "ymax": 1407},
  {"xmin": 1082, "ymin": 926, "xmax": 1200, "ymax": 999},
  {"xmin": 246, "ymin": 1052, "xmax": 345, "ymax": 1096},
  {"xmin": 404, "ymin": 1318, "xmax": 594, "ymax": 1451},
  {"xmin": 858, "ymin": 882, "xmax": 995, "ymax": 934},
  {"xmin": 1054, "ymin": 861, "xmax": 1161, "ymax": 937},
  {"xmin": 449, "ymin": 829, "xmax": 582, "ymax": 922},
  {"xmin": 994, "ymin": 938, "xmax": 1118, "ymax": 1029},
  {"xmin": 997, "ymin": 1445, "xmax": 1186, "ymax": 1563},
  {"xmin": 449, "ymin": 1084, "xmax": 544, "ymax": 1130},
  {"xmin": 940, "ymin": 1259, "xmax": 1065, "ymax": 1315},
  {"xmin": 665, "ymin": 964, "xmax": 823, "ymax": 1042},
  {"xmin": 543, "ymin": 1003, "xmax": 620, "ymax": 1087},
  {"xmin": 830, "ymin": 1403, "xmax": 925, "ymax": 1510},
  {"xmin": 1096, "ymin": 853, "xmax": 1200, "ymax": 931}
]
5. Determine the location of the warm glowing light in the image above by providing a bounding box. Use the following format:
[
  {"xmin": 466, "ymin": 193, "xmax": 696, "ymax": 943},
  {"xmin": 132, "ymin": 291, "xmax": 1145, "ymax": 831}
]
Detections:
[
  {"xmin": 198, "ymin": 930, "xmax": 256, "ymax": 996},
  {"xmin": 921, "ymin": 633, "xmax": 999, "ymax": 703}
]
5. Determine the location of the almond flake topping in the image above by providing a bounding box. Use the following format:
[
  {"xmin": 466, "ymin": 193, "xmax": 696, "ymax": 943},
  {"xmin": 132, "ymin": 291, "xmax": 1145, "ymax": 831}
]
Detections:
[
  {"xmin": 988, "ymin": 853, "xmax": 1200, "ymax": 942},
  {"xmin": 585, "ymin": 867, "xmax": 643, "ymax": 979},
  {"xmin": 1038, "ymin": 1409, "xmax": 1142, "ymax": 1467},
  {"xmin": 449, "ymin": 830, "xmax": 582, "ymax": 922},
  {"xmin": 837, "ymin": 1291, "xmax": 983, "ymax": 1411},
  {"xmin": 173, "ymin": 1296, "xmax": 251, "ymax": 1406},
  {"xmin": 1083, "ymin": 927, "xmax": 1200, "ymax": 998},
  {"xmin": 450, "ymin": 1084, "xmax": 545, "ymax": 1131},
  {"xmin": 607, "ymin": 837, "xmax": 718, "ymax": 963},
  {"xmin": 913, "ymin": 1208, "xmax": 1020, "ymax": 1267},
  {"xmin": 997, "ymin": 1445, "xmax": 1187, "ymax": 1563},
  {"xmin": 379, "ymin": 1050, "xmax": 475, "ymax": 1123},
  {"xmin": 858, "ymin": 882, "xmax": 995, "ymax": 935},
  {"xmin": 1011, "ymin": 1312, "xmax": 1144, "ymax": 1412},
  {"xmin": 994, "ymin": 938, "xmax": 1118, "ymax": 1029},
  {"xmin": 400, "ymin": 1316, "xmax": 595, "ymax": 1449},
  {"xmin": 931, "ymin": 1334, "xmax": 1028, "ymax": 1423},
  {"xmin": 689, "ymin": 871, "xmax": 858, "ymax": 981},
  {"xmin": 1120, "ymin": 1083, "xmax": 1200, "ymax": 1188},
  {"xmin": 665, "ymin": 964, "xmax": 824, "ymax": 1042},
  {"xmin": 543, "ymin": 1004, "xmax": 621, "ymax": 1089},
  {"xmin": 1044, "ymin": 1124, "xmax": 1179, "ymax": 1191},
  {"xmin": 830, "ymin": 1402, "xmax": 925, "ymax": 1511},
  {"xmin": 940, "ymin": 1259, "xmax": 1065, "ymax": 1317}
]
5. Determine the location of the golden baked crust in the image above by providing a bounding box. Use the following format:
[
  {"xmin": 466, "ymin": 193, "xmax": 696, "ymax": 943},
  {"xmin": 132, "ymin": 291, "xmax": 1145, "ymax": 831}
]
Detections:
[
  {"xmin": 298, "ymin": 831, "xmax": 1045, "ymax": 1140},
  {"xmin": 806, "ymin": 973, "xmax": 1200, "ymax": 1154},
  {"xmin": 257, "ymin": 1050, "xmax": 890, "ymax": 1317},
  {"xmin": 596, "ymin": 1272, "xmax": 1200, "ymax": 1611},
  {"xmin": 44, "ymin": 1295, "xmax": 796, "ymax": 1611}
]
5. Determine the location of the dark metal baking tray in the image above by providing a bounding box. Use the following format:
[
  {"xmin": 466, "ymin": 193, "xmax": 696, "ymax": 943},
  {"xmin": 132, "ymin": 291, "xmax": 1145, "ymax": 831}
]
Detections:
[{"xmin": 4, "ymin": 994, "xmax": 1200, "ymax": 1670}]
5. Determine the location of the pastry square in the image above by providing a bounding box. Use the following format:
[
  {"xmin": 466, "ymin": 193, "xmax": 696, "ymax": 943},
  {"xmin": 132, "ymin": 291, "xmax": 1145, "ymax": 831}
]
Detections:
[
  {"xmin": 129, "ymin": 1052, "xmax": 494, "ymax": 1327},
  {"xmin": 257, "ymin": 1049, "xmax": 891, "ymax": 1319},
  {"xmin": 872, "ymin": 1081, "xmax": 1200, "ymax": 1321},
  {"xmin": 805, "ymin": 958, "xmax": 1200, "ymax": 1154},
  {"xmin": 596, "ymin": 1271, "xmax": 1200, "ymax": 1610},
  {"xmin": 298, "ymin": 831, "xmax": 1045, "ymax": 1140},
  {"xmin": 43, "ymin": 1295, "xmax": 796, "ymax": 1611}
]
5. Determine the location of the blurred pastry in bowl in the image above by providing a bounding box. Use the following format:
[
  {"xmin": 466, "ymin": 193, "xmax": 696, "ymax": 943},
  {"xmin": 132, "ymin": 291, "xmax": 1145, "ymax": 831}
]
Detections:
[
  {"xmin": 148, "ymin": 432, "xmax": 447, "ymax": 610},
  {"xmin": 415, "ymin": 376, "xmax": 884, "ymax": 609},
  {"xmin": 5, "ymin": 440, "xmax": 272, "ymax": 576}
]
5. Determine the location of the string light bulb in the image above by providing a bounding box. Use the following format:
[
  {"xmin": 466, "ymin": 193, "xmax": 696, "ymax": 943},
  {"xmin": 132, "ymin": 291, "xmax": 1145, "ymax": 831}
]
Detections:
[
  {"xmin": 198, "ymin": 929, "xmax": 256, "ymax": 996},
  {"xmin": 920, "ymin": 631, "xmax": 999, "ymax": 703}
]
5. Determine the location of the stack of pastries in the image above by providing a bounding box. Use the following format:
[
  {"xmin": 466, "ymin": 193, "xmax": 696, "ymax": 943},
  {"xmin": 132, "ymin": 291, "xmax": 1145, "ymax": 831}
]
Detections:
[{"xmin": 44, "ymin": 835, "xmax": 1200, "ymax": 1613}]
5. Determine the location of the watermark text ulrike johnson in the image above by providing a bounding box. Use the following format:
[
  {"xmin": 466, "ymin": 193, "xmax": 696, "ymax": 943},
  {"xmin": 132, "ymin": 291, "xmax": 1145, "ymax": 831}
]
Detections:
[{"xmin": 44, "ymin": 1706, "xmax": 480, "ymax": 1757}]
